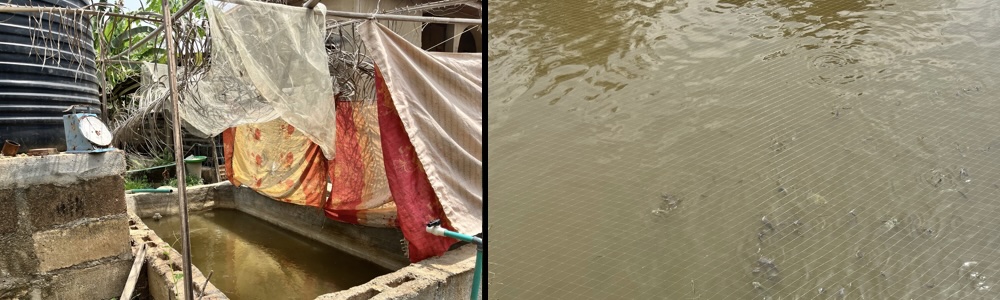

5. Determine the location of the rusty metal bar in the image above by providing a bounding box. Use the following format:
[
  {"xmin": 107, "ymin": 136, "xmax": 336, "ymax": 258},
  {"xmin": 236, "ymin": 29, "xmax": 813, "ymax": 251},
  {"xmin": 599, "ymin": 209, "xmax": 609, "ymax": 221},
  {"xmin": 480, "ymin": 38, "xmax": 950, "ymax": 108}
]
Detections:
[
  {"xmin": 162, "ymin": 0, "xmax": 194, "ymax": 297},
  {"xmin": 210, "ymin": 137, "xmax": 221, "ymax": 183},
  {"xmin": 219, "ymin": 0, "xmax": 481, "ymax": 25},
  {"xmin": 108, "ymin": 0, "xmax": 200, "ymax": 60},
  {"xmin": 303, "ymin": 0, "xmax": 322, "ymax": 9},
  {"xmin": 0, "ymin": 5, "xmax": 162, "ymax": 22},
  {"xmin": 325, "ymin": 9, "xmax": 481, "ymax": 25}
]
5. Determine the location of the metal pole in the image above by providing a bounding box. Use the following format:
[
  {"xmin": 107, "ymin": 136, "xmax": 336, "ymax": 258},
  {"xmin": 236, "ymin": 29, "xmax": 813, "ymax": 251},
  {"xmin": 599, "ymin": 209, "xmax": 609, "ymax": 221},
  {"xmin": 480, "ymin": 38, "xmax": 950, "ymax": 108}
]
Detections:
[
  {"xmin": 108, "ymin": 0, "xmax": 201, "ymax": 60},
  {"xmin": 98, "ymin": 27, "xmax": 109, "ymax": 125},
  {"xmin": 325, "ymin": 9, "xmax": 481, "ymax": 25},
  {"xmin": 210, "ymin": 136, "xmax": 221, "ymax": 183},
  {"xmin": 0, "ymin": 5, "xmax": 162, "ymax": 21},
  {"xmin": 217, "ymin": 0, "xmax": 480, "ymax": 25},
  {"xmin": 303, "ymin": 0, "xmax": 321, "ymax": 9},
  {"xmin": 98, "ymin": 59, "xmax": 148, "ymax": 65},
  {"xmin": 162, "ymin": 0, "xmax": 194, "ymax": 298},
  {"xmin": 324, "ymin": 0, "xmax": 478, "ymax": 30}
]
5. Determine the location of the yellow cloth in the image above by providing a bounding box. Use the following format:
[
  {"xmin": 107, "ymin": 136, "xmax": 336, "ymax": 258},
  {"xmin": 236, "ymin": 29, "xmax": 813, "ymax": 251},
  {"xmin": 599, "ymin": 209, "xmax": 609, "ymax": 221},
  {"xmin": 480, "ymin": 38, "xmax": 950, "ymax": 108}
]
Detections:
[{"xmin": 225, "ymin": 118, "xmax": 327, "ymax": 207}]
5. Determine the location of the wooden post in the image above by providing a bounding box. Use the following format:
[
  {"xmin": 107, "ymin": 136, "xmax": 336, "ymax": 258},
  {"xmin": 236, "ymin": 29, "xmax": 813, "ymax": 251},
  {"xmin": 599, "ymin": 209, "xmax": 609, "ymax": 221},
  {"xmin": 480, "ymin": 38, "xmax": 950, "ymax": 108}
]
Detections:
[{"xmin": 119, "ymin": 243, "xmax": 147, "ymax": 300}]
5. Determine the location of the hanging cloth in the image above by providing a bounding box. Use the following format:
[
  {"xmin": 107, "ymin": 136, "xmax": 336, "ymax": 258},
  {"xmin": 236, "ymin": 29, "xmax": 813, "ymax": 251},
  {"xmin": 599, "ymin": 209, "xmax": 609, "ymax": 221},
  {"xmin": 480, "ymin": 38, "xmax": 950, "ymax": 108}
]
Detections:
[
  {"xmin": 222, "ymin": 118, "xmax": 327, "ymax": 207},
  {"xmin": 324, "ymin": 100, "xmax": 398, "ymax": 227},
  {"xmin": 201, "ymin": 0, "xmax": 337, "ymax": 159},
  {"xmin": 362, "ymin": 19, "xmax": 482, "ymax": 261}
]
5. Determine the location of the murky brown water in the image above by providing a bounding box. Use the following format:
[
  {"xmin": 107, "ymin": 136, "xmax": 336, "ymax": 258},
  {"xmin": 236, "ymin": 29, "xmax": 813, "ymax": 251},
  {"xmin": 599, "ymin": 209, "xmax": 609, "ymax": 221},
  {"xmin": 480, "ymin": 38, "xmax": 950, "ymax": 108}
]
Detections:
[
  {"xmin": 489, "ymin": 0, "xmax": 1000, "ymax": 299},
  {"xmin": 143, "ymin": 209, "xmax": 390, "ymax": 300}
]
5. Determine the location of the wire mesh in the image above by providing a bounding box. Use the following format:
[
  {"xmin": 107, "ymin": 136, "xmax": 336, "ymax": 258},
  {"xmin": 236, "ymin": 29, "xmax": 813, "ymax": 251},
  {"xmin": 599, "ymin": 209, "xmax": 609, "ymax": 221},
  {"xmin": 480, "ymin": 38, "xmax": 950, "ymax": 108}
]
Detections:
[{"xmin": 489, "ymin": 0, "xmax": 1000, "ymax": 299}]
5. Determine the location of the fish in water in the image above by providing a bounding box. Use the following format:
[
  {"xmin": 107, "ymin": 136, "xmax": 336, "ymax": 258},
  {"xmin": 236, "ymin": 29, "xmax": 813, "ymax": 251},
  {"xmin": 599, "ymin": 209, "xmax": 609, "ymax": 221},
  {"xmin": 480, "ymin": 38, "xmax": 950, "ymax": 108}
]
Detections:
[
  {"xmin": 652, "ymin": 193, "xmax": 682, "ymax": 216},
  {"xmin": 882, "ymin": 218, "xmax": 900, "ymax": 230},
  {"xmin": 758, "ymin": 256, "xmax": 778, "ymax": 271},
  {"xmin": 761, "ymin": 216, "xmax": 775, "ymax": 231},
  {"xmin": 152, "ymin": 213, "xmax": 163, "ymax": 221},
  {"xmin": 660, "ymin": 193, "xmax": 682, "ymax": 210}
]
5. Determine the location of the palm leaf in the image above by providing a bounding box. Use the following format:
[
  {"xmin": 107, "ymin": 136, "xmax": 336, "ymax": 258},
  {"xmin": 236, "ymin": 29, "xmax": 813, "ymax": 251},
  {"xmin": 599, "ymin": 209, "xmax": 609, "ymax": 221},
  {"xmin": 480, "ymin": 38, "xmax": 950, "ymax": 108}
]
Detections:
[
  {"xmin": 137, "ymin": 47, "xmax": 167, "ymax": 60},
  {"xmin": 111, "ymin": 26, "xmax": 156, "ymax": 50}
]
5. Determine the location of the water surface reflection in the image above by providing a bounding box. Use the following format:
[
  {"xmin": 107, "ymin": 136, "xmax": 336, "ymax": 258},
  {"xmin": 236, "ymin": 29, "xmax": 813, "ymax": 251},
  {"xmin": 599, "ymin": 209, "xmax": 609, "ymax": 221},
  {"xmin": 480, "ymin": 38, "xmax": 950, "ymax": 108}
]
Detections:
[{"xmin": 490, "ymin": 0, "xmax": 1000, "ymax": 299}]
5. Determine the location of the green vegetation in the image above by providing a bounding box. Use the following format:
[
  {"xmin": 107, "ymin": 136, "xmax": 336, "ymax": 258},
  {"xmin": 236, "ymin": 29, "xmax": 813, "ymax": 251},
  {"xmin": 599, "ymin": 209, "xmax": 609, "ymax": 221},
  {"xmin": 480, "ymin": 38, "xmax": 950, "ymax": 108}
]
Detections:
[
  {"xmin": 125, "ymin": 173, "xmax": 201, "ymax": 190},
  {"xmin": 125, "ymin": 175, "xmax": 151, "ymax": 190},
  {"xmin": 166, "ymin": 175, "xmax": 203, "ymax": 188},
  {"xmin": 152, "ymin": 149, "xmax": 176, "ymax": 166},
  {"xmin": 92, "ymin": 0, "xmax": 208, "ymax": 122}
]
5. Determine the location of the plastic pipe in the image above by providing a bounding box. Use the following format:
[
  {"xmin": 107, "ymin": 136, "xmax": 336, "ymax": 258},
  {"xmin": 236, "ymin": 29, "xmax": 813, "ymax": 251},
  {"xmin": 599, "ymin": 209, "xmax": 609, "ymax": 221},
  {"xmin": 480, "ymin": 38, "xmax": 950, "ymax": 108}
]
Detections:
[
  {"xmin": 472, "ymin": 246, "xmax": 482, "ymax": 300},
  {"xmin": 426, "ymin": 220, "xmax": 484, "ymax": 300},
  {"xmin": 126, "ymin": 188, "xmax": 174, "ymax": 194},
  {"xmin": 443, "ymin": 230, "xmax": 478, "ymax": 243}
]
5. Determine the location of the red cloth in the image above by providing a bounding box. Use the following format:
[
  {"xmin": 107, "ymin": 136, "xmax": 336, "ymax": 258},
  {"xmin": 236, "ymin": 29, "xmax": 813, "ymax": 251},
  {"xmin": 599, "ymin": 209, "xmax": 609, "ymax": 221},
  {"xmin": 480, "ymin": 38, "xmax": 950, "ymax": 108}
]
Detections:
[
  {"xmin": 223, "ymin": 128, "xmax": 236, "ymax": 184},
  {"xmin": 324, "ymin": 100, "xmax": 397, "ymax": 227},
  {"xmin": 325, "ymin": 101, "xmax": 365, "ymax": 222},
  {"xmin": 221, "ymin": 101, "xmax": 398, "ymax": 227},
  {"xmin": 376, "ymin": 67, "xmax": 456, "ymax": 262}
]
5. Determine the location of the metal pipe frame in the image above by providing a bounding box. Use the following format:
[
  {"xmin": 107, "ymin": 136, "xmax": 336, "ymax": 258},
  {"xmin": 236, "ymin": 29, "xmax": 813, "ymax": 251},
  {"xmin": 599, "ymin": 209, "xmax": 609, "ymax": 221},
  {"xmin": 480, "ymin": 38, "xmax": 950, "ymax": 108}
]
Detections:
[
  {"xmin": 303, "ymin": 0, "xmax": 322, "ymax": 9},
  {"xmin": 0, "ymin": 4, "xmax": 162, "ymax": 22},
  {"xmin": 220, "ymin": 0, "xmax": 480, "ymax": 25},
  {"xmin": 108, "ymin": 0, "xmax": 200, "ymax": 60},
  {"xmin": 325, "ymin": 9, "xmax": 481, "ymax": 25},
  {"xmin": 161, "ymin": 0, "xmax": 195, "ymax": 297}
]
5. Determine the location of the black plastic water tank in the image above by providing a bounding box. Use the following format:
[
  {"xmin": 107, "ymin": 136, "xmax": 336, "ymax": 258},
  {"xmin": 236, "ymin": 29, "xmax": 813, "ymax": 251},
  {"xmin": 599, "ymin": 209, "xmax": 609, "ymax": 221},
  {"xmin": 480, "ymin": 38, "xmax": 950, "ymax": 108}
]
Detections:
[{"xmin": 0, "ymin": 0, "xmax": 101, "ymax": 151}]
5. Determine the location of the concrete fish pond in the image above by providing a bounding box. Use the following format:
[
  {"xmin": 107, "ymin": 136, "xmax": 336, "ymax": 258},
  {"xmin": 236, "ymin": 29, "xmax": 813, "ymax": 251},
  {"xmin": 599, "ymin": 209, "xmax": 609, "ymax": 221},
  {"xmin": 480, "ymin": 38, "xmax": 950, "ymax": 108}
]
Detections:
[
  {"xmin": 141, "ymin": 209, "xmax": 391, "ymax": 300},
  {"xmin": 128, "ymin": 182, "xmax": 480, "ymax": 299},
  {"xmin": 0, "ymin": 151, "xmax": 477, "ymax": 299}
]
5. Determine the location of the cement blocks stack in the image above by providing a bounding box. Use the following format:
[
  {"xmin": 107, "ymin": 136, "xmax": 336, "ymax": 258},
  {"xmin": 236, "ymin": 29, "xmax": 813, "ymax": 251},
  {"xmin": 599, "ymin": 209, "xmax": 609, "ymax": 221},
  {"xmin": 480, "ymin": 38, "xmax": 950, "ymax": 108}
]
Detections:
[
  {"xmin": 0, "ymin": 151, "xmax": 131, "ymax": 299},
  {"xmin": 315, "ymin": 243, "xmax": 479, "ymax": 300}
]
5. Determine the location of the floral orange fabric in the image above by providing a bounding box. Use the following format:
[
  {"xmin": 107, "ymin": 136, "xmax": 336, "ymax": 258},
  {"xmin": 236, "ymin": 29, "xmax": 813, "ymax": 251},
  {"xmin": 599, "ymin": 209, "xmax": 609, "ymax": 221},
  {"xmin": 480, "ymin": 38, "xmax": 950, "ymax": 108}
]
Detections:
[
  {"xmin": 222, "ymin": 101, "xmax": 398, "ymax": 226},
  {"xmin": 222, "ymin": 119, "xmax": 327, "ymax": 207}
]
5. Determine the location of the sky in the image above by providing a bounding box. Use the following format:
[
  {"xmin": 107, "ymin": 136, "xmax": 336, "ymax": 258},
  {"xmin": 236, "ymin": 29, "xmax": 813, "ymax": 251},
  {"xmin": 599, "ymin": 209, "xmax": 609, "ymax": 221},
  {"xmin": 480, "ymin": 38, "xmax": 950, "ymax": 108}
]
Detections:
[{"xmin": 121, "ymin": 0, "xmax": 146, "ymax": 11}]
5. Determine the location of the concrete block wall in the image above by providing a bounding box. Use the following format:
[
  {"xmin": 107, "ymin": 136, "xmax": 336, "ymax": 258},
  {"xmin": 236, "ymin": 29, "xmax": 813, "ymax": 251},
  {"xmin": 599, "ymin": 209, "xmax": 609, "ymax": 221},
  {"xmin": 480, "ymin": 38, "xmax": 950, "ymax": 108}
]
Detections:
[
  {"xmin": 127, "ymin": 214, "xmax": 228, "ymax": 300},
  {"xmin": 315, "ymin": 244, "xmax": 480, "ymax": 300},
  {"xmin": 0, "ymin": 151, "xmax": 132, "ymax": 299},
  {"xmin": 229, "ymin": 186, "xmax": 410, "ymax": 270},
  {"xmin": 128, "ymin": 182, "xmax": 409, "ymax": 270},
  {"xmin": 126, "ymin": 182, "xmax": 233, "ymax": 219},
  {"xmin": 128, "ymin": 182, "xmax": 478, "ymax": 300}
]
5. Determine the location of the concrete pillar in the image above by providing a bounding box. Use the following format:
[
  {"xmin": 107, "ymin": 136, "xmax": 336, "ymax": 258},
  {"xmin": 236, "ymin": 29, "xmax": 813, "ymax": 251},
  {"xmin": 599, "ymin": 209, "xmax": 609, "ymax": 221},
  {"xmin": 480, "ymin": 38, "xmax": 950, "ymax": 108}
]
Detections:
[
  {"xmin": 446, "ymin": 24, "xmax": 460, "ymax": 53},
  {"xmin": 0, "ymin": 151, "xmax": 132, "ymax": 299}
]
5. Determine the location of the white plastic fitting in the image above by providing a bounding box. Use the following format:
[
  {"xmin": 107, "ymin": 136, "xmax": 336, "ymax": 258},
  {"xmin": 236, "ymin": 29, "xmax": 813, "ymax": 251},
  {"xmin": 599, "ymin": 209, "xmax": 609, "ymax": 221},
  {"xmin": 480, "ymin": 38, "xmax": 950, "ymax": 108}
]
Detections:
[{"xmin": 426, "ymin": 225, "xmax": 447, "ymax": 237}]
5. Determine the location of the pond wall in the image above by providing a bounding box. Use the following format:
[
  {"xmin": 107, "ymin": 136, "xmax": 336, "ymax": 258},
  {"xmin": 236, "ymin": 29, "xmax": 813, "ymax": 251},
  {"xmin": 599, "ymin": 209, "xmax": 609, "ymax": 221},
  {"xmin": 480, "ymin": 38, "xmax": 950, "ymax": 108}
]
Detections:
[
  {"xmin": 129, "ymin": 182, "xmax": 479, "ymax": 299},
  {"xmin": 0, "ymin": 151, "xmax": 132, "ymax": 299}
]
